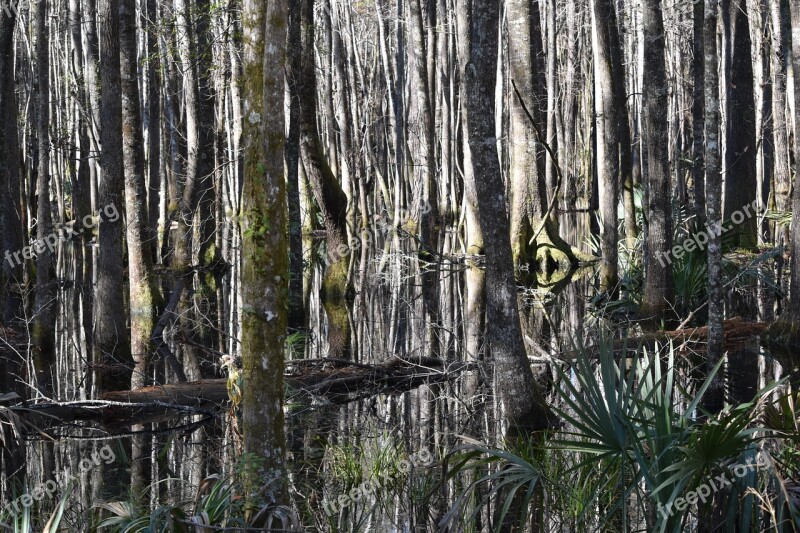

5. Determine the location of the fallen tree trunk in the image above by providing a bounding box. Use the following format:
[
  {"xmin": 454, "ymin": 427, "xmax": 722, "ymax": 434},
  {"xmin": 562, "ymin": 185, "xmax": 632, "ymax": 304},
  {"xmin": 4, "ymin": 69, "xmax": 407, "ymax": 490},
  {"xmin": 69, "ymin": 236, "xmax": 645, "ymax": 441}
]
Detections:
[
  {"xmin": 5, "ymin": 357, "xmax": 473, "ymax": 436},
  {"xmin": 560, "ymin": 317, "xmax": 768, "ymax": 360}
]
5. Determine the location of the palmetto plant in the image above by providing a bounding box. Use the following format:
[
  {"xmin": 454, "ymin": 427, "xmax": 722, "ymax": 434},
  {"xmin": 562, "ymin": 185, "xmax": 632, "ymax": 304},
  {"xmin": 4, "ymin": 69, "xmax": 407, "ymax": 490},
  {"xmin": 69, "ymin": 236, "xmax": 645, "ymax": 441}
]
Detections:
[{"xmin": 442, "ymin": 338, "xmax": 791, "ymax": 532}]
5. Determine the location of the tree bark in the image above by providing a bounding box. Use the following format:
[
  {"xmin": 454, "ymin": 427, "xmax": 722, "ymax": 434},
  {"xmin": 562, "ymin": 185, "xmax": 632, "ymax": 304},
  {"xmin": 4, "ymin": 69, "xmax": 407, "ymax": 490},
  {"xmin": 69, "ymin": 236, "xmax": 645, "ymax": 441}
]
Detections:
[
  {"xmin": 705, "ymin": 0, "xmax": 725, "ymax": 413},
  {"xmin": 120, "ymin": 0, "xmax": 159, "ymax": 391},
  {"xmin": 96, "ymin": 0, "xmax": 132, "ymax": 393},
  {"xmin": 508, "ymin": 0, "xmax": 577, "ymax": 272},
  {"xmin": 788, "ymin": 0, "xmax": 800, "ymax": 319},
  {"xmin": 692, "ymin": 0, "xmax": 706, "ymax": 225},
  {"xmin": 33, "ymin": 0, "xmax": 57, "ymax": 396},
  {"xmin": 723, "ymin": 0, "xmax": 758, "ymax": 249},
  {"xmin": 241, "ymin": 0, "xmax": 288, "ymax": 506},
  {"xmin": 0, "ymin": 0, "xmax": 23, "ymax": 325},
  {"xmin": 590, "ymin": 0, "xmax": 631, "ymax": 294},
  {"xmin": 461, "ymin": 0, "xmax": 553, "ymax": 432},
  {"xmin": 640, "ymin": 0, "xmax": 675, "ymax": 325},
  {"xmin": 297, "ymin": 0, "xmax": 352, "ymax": 358}
]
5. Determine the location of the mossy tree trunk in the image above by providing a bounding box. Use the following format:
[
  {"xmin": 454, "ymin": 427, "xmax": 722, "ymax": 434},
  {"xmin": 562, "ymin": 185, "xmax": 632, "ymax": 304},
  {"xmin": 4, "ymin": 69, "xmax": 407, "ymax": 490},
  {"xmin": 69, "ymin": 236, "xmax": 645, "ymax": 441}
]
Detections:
[
  {"xmin": 508, "ymin": 0, "xmax": 577, "ymax": 275},
  {"xmin": 296, "ymin": 0, "xmax": 352, "ymax": 358},
  {"xmin": 120, "ymin": 0, "xmax": 160, "ymax": 499},
  {"xmin": 240, "ymin": 0, "xmax": 288, "ymax": 506}
]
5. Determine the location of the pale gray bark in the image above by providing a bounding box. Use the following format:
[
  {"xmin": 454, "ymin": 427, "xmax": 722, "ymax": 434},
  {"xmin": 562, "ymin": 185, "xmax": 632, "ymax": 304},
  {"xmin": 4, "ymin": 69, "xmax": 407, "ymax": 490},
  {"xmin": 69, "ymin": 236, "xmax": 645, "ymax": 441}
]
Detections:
[{"xmin": 705, "ymin": 0, "xmax": 724, "ymax": 411}]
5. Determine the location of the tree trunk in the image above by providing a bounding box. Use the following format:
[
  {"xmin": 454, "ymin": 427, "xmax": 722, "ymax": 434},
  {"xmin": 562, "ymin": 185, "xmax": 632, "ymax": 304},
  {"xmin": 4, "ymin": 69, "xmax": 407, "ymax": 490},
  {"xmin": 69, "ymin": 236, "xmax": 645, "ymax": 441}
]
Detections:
[
  {"xmin": 96, "ymin": 0, "xmax": 132, "ymax": 393},
  {"xmin": 120, "ymin": 0, "xmax": 159, "ymax": 500},
  {"xmin": 0, "ymin": 0, "xmax": 23, "ymax": 325},
  {"xmin": 297, "ymin": 0, "xmax": 351, "ymax": 358},
  {"xmin": 590, "ymin": 0, "xmax": 631, "ymax": 295},
  {"xmin": 692, "ymin": 0, "xmax": 706, "ymax": 225},
  {"xmin": 705, "ymin": 0, "xmax": 725, "ymax": 413},
  {"xmin": 461, "ymin": 0, "xmax": 553, "ymax": 432},
  {"xmin": 286, "ymin": 0, "xmax": 305, "ymax": 331},
  {"xmin": 770, "ymin": 0, "xmax": 791, "ymax": 236},
  {"xmin": 788, "ymin": 0, "xmax": 800, "ymax": 320},
  {"xmin": 240, "ymin": 0, "xmax": 288, "ymax": 506},
  {"xmin": 640, "ymin": 0, "xmax": 675, "ymax": 326},
  {"xmin": 33, "ymin": 0, "xmax": 56, "ymax": 396},
  {"xmin": 508, "ymin": 0, "xmax": 577, "ymax": 273},
  {"xmin": 120, "ymin": 0, "xmax": 159, "ymax": 391},
  {"xmin": 723, "ymin": 0, "xmax": 758, "ymax": 249}
]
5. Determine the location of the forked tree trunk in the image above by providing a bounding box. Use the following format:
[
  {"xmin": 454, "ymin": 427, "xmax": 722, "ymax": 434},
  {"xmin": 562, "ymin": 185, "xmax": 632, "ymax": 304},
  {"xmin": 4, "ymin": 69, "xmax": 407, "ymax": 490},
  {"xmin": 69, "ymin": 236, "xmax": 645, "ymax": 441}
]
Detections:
[{"xmin": 508, "ymin": 0, "xmax": 577, "ymax": 274}]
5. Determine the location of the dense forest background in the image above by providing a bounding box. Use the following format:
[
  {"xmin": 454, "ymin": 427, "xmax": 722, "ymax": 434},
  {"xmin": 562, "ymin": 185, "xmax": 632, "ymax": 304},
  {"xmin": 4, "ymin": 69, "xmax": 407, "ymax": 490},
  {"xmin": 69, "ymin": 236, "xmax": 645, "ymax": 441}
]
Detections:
[{"xmin": 0, "ymin": 0, "xmax": 799, "ymax": 530}]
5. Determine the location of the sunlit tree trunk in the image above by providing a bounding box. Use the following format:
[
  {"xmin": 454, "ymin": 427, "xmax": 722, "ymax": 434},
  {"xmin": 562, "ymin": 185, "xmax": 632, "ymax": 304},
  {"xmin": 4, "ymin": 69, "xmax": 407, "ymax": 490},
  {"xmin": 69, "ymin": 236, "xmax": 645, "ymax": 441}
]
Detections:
[
  {"xmin": 770, "ymin": 0, "xmax": 791, "ymax": 241},
  {"xmin": 508, "ymin": 0, "xmax": 576, "ymax": 272},
  {"xmin": 240, "ymin": 0, "xmax": 288, "ymax": 506},
  {"xmin": 590, "ymin": 0, "xmax": 630, "ymax": 294}
]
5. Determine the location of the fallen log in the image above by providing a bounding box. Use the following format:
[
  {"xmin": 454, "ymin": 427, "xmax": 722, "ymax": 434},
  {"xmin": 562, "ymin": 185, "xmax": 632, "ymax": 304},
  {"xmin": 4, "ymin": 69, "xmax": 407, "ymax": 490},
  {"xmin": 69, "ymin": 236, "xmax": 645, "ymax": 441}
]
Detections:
[
  {"xmin": 5, "ymin": 357, "xmax": 473, "ymax": 436},
  {"xmin": 560, "ymin": 317, "xmax": 768, "ymax": 360}
]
